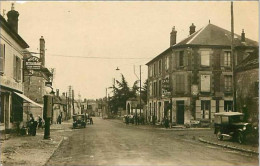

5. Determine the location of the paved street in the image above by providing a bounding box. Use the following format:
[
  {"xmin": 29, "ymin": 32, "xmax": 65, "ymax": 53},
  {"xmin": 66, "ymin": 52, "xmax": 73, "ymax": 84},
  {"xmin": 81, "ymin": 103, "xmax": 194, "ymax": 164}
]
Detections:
[{"xmin": 46, "ymin": 117, "xmax": 258, "ymax": 166}]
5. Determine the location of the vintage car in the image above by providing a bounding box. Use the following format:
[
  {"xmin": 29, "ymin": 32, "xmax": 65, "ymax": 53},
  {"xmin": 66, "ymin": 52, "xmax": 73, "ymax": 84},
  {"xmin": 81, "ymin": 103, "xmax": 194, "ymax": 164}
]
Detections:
[
  {"xmin": 214, "ymin": 112, "xmax": 256, "ymax": 144},
  {"xmin": 72, "ymin": 114, "xmax": 86, "ymax": 129}
]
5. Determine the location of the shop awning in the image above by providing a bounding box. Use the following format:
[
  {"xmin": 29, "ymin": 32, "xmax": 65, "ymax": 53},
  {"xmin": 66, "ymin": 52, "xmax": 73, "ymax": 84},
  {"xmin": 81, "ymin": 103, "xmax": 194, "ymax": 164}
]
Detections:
[{"xmin": 14, "ymin": 92, "xmax": 43, "ymax": 108}]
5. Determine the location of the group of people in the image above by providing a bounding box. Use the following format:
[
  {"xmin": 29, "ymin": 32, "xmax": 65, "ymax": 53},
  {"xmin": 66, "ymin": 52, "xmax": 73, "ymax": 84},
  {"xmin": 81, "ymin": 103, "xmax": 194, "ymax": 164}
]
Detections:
[
  {"xmin": 125, "ymin": 114, "xmax": 145, "ymax": 125},
  {"xmin": 26, "ymin": 113, "xmax": 44, "ymax": 136}
]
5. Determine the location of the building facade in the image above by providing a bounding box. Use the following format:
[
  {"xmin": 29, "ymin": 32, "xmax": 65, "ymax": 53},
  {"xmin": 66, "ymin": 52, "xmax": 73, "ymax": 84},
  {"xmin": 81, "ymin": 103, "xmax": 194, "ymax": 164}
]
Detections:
[
  {"xmin": 235, "ymin": 50, "xmax": 259, "ymax": 124},
  {"xmin": 146, "ymin": 23, "xmax": 258, "ymax": 125},
  {"xmin": 0, "ymin": 8, "xmax": 29, "ymax": 131},
  {"xmin": 23, "ymin": 36, "xmax": 52, "ymax": 121}
]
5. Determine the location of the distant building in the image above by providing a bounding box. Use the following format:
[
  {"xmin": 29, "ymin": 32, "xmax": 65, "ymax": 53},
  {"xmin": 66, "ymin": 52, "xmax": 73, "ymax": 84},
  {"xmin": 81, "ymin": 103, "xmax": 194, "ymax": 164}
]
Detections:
[
  {"xmin": 0, "ymin": 7, "xmax": 29, "ymax": 131},
  {"xmin": 146, "ymin": 23, "xmax": 258, "ymax": 125},
  {"xmin": 235, "ymin": 49, "xmax": 259, "ymax": 123}
]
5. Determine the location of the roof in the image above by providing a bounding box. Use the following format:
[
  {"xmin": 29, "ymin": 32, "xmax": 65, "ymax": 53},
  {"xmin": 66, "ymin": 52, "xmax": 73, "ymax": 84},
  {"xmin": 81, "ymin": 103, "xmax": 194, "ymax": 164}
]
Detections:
[
  {"xmin": 53, "ymin": 96, "xmax": 61, "ymax": 104},
  {"xmin": 0, "ymin": 14, "xmax": 29, "ymax": 48},
  {"xmin": 146, "ymin": 23, "xmax": 258, "ymax": 65},
  {"xmin": 235, "ymin": 49, "xmax": 259, "ymax": 72},
  {"xmin": 214, "ymin": 112, "xmax": 244, "ymax": 116}
]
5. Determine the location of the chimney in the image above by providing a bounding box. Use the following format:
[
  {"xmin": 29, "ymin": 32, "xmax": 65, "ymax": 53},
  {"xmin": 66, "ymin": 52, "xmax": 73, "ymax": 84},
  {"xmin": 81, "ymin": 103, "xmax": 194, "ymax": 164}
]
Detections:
[
  {"xmin": 189, "ymin": 23, "xmax": 196, "ymax": 35},
  {"xmin": 56, "ymin": 89, "xmax": 59, "ymax": 97},
  {"xmin": 7, "ymin": 3, "xmax": 19, "ymax": 33},
  {"xmin": 241, "ymin": 29, "xmax": 245, "ymax": 42},
  {"xmin": 170, "ymin": 26, "xmax": 177, "ymax": 46},
  {"xmin": 40, "ymin": 36, "xmax": 45, "ymax": 67}
]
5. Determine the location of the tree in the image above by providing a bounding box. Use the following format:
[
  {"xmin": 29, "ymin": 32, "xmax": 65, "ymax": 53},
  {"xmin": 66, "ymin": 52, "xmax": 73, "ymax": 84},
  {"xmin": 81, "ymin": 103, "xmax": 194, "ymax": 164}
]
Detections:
[{"xmin": 109, "ymin": 74, "xmax": 138, "ymax": 114}]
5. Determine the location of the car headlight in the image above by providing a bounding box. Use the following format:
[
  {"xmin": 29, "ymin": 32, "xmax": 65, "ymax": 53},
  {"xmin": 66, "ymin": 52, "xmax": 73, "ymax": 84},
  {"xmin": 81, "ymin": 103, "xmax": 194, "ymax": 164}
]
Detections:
[{"xmin": 243, "ymin": 126, "xmax": 246, "ymax": 130}]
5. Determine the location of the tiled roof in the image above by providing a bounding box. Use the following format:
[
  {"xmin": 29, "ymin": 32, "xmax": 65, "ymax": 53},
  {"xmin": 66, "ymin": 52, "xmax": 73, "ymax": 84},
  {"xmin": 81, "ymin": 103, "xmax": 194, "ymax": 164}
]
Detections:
[
  {"xmin": 146, "ymin": 23, "xmax": 258, "ymax": 65},
  {"xmin": 175, "ymin": 23, "xmax": 258, "ymax": 47}
]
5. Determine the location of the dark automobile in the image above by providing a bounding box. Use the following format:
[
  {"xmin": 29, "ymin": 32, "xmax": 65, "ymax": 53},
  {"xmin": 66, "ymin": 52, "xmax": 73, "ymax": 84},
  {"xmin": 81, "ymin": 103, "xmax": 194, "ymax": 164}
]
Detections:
[
  {"xmin": 214, "ymin": 112, "xmax": 257, "ymax": 144},
  {"xmin": 72, "ymin": 114, "xmax": 86, "ymax": 129}
]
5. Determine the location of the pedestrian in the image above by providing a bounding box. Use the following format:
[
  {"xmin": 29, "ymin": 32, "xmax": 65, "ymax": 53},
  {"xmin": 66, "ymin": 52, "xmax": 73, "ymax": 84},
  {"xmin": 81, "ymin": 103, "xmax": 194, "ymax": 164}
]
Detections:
[
  {"xmin": 57, "ymin": 114, "xmax": 62, "ymax": 124},
  {"xmin": 28, "ymin": 113, "xmax": 37, "ymax": 136},
  {"xmin": 38, "ymin": 115, "xmax": 43, "ymax": 129},
  {"xmin": 90, "ymin": 117, "xmax": 93, "ymax": 125},
  {"xmin": 126, "ymin": 115, "xmax": 129, "ymax": 125},
  {"xmin": 164, "ymin": 117, "xmax": 169, "ymax": 129},
  {"xmin": 152, "ymin": 115, "xmax": 156, "ymax": 125}
]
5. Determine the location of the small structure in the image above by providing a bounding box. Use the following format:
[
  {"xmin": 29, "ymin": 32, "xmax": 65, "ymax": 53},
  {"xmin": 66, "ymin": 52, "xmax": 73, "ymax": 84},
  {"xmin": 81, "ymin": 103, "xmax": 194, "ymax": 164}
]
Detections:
[{"xmin": 126, "ymin": 97, "xmax": 145, "ymax": 116}]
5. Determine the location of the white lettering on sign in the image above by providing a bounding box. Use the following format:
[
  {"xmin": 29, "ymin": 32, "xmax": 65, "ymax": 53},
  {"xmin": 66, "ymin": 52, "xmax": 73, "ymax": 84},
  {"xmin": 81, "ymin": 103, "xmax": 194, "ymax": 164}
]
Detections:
[{"xmin": 26, "ymin": 62, "xmax": 42, "ymax": 66}]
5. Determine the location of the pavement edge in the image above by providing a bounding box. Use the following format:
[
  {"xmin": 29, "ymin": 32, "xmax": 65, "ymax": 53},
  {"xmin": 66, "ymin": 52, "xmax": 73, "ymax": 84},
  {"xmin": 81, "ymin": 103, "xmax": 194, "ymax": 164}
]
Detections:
[
  {"xmin": 43, "ymin": 137, "xmax": 65, "ymax": 166},
  {"xmin": 198, "ymin": 138, "xmax": 258, "ymax": 155}
]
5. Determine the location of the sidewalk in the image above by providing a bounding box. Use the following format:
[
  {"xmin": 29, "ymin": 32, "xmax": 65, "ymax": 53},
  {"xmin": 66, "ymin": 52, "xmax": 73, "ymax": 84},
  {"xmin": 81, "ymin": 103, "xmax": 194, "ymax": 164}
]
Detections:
[{"xmin": 1, "ymin": 121, "xmax": 73, "ymax": 166}]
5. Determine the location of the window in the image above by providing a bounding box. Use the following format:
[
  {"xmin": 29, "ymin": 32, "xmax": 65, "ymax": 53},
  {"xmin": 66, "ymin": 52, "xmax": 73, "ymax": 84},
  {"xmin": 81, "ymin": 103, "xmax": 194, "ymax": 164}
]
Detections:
[
  {"xmin": 201, "ymin": 75, "xmax": 210, "ymax": 92},
  {"xmin": 224, "ymin": 101, "xmax": 233, "ymax": 112},
  {"xmin": 176, "ymin": 75, "xmax": 185, "ymax": 93},
  {"xmin": 149, "ymin": 66, "xmax": 152, "ymax": 77},
  {"xmin": 201, "ymin": 50, "xmax": 210, "ymax": 66},
  {"xmin": 224, "ymin": 51, "xmax": 231, "ymax": 66},
  {"xmin": 179, "ymin": 51, "xmax": 184, "ymax": 67},
  {"xmin": 159, "ymin": 80, "xmax": 162, "ymax": 97},
  {"xmin": 159, "ymin": 60, "xmax": 162, "ymax": 74},
  {"xmin": 149, "ymin": 82, "xmax": 152, "ymax": 96},
  {"xmin": 166, "ymin": 56, "xmax": 169, "ymax": 70},
  {"xmin": 0, "ymin": 44, "xmax": 5, "ymax": 74},
  {"xmin": 153, "ymin": 63, "xmax": 156, "ymax": 76},
  {"xmin": 224, "ymin": 75, "xmax": 232, "ymax": 92},
  {"xmin": 13, "ymin": 55, "xmax": 21, "ymax": 81}
]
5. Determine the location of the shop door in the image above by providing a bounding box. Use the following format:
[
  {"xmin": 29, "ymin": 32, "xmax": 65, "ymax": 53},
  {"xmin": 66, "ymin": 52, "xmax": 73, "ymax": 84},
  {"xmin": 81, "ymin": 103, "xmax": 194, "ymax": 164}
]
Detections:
[
  {"xmin": 176, "ymin": 101, "xmax": 184, "ymax": 124},
  {"xmin": 201, "ymin": 100, "xmax": 211, "ymax": 119}
]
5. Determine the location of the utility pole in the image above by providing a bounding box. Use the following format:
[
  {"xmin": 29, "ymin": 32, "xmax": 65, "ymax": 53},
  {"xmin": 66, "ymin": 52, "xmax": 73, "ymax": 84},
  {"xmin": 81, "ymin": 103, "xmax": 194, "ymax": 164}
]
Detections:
[
  {"xmin": 139, "ymin": 65, "xmax": 142, "ymax": 116},
  {"xmin": 231, "ymin": 1, "xmax": 236, "ymax": 111}
]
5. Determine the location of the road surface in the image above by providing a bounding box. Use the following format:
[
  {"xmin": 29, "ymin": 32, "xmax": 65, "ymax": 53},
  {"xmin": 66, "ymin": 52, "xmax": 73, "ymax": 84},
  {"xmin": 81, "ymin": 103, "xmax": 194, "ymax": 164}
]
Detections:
[{"xmin": 46, "ymin": 117, "xmax": 258, "ymax": 166}]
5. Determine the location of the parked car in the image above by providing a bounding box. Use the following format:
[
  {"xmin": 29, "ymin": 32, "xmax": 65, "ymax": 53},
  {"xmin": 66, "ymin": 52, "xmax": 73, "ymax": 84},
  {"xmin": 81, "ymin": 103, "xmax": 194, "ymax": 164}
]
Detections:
[
  {"xmin": 72, "ymin": 114, "xmax": 86, "ymax": 129},
  {"xmin": 214, "ymin": 112, "xmax": 257, "ymax": 144}
]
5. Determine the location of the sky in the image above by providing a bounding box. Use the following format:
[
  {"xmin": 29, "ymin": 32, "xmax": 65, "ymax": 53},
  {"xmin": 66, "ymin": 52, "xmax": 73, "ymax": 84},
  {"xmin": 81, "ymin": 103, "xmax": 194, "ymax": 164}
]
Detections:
[{"xmin": 0, "ymin": 1, "xmax": 258, "ymax": 99}]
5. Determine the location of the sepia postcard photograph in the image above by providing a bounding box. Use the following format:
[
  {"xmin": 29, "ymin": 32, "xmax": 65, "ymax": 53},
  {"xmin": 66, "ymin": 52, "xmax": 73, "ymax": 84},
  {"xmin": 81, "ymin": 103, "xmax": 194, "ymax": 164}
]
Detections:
[{"xmin": 0, "ymin": 0, "xmax": 259, "ymax": 165}]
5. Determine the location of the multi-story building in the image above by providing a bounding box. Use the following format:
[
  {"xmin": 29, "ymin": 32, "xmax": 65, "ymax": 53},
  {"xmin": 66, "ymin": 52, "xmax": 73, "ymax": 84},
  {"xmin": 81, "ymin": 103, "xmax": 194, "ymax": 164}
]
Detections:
[
  {"xmin": 0, "ymin": 6, "xmax": 29, "ymax": 131},
  {"xmin": 146, "ymin": 23, "xmax": 258, "ymax": 125}
]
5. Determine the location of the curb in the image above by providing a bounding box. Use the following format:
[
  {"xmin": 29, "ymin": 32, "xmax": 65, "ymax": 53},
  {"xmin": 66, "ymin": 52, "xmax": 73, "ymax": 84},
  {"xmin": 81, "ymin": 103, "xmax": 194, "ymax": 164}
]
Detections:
[
  {"xmin": 43, "ymin": 136, "xmax": 65, "ymax": 166},
  {"xmin": 110, "ymin": 119, "xmax": 211, "ymax": 131},
  {"xmin": 198, "ymin": 138, "xmax": 258, "ymax": 155}
]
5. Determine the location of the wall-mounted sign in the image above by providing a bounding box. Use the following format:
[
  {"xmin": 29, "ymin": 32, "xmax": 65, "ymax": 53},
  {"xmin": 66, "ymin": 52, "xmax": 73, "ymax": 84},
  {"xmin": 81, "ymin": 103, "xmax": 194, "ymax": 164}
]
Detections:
[
  {"xmin": 0, "ymin": 75, "xmax": 23, "ymax": 92},
  {"xmin": 25, "ymin": 56, "xmax": 42, "ymax": 71},
  {"xmin": 45, "ymin": 82, "xmax": 52, "ymax": 87}
]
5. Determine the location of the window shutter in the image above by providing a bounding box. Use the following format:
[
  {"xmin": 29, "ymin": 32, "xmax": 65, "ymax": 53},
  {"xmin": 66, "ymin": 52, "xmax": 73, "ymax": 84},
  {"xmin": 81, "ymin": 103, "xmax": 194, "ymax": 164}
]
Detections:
[
  {"xmin": 18, "ymin": 58, "xmax": 21, "ymax": 81},
  {"xmin": 172, "ymin": 75, "xmax": 176, "ymax": 94},
  {"xmin": 176, "ymin": 52, "xmax": 179, "ymax": 68},
  {"xmin": 13, "ymin": 55, "xmax": 17, "ymax": 80},
  {"xmin": 0, "ymin": 44, "xmax": 4, "ymax": 72},
  {"xmin": 172, "ymin": 53, "xmax": 176, "ymax": 70},
  {"xmin": 219, "ymin": 100, "xmax": 224, "ymax": 112},
  {"xmin": 230, "ymin": 52, "xmax": 233, "ymax": 67},
  {"xmin": 220, "ymin": 74, "xmax": 225, "ymax": 92},
  {"xmin": 196, "ymin": 100, "xmax": 201, "ymax": 119},
  {"xmin": 220, "ymin": 51, "xmax": 224, "ymax": 67}
]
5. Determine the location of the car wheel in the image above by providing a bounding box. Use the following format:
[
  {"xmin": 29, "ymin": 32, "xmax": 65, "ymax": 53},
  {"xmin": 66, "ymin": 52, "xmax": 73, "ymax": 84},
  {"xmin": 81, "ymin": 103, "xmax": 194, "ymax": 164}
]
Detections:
[
  {"xmin": 217, "ymin": 131, "xmax": 223, "ymax": 141},
  {"xmin": 237, "ymin": 132, "xmax": 245, "ymax": 144}
]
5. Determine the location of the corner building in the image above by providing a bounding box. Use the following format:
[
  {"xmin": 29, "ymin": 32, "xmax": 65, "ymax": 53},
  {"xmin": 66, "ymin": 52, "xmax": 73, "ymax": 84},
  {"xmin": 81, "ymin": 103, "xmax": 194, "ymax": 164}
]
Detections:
[{"xmin": 146, "ymin": 23, "xmax": 258, "ymax": 125}]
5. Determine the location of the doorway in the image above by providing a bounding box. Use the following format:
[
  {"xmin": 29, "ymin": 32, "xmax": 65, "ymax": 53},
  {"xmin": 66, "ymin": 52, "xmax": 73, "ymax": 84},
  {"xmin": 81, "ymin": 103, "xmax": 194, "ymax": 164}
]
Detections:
[{"xmin": 176, "ymin": 101, "xmax": 184, "ymax": 124}]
